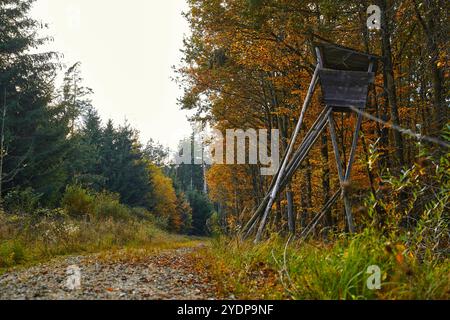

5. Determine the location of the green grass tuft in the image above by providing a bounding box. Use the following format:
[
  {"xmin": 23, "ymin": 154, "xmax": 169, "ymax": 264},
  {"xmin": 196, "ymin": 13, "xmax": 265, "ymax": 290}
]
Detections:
[{"xmin": 199, "ymin": 230, "xmax": 449, "ymax": 300}]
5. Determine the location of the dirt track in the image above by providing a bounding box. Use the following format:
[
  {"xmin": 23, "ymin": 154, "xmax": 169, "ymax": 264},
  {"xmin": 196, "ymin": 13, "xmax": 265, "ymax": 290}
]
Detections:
[{"xmin": 0, "ymin": 246, "xmax": 217, "ymax": 300}]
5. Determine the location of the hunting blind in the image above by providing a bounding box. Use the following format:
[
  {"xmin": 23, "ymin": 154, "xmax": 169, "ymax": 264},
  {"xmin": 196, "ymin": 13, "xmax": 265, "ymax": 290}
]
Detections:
[
  {"xmin": 316, "ymin": 42, "xmax": 378, "ymax": 112},
  {"xmin": 242, "ymin": 40, "xmax": 381, "ymax": 242}
]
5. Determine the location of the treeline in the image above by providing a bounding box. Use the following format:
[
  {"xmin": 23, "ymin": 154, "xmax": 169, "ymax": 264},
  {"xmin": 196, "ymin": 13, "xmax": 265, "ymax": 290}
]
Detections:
[
  {"xmin": 178, "ymin": 0, "xmax": 449, "ymax": 237},
  {"xmin": 0, "ymin": 0, "xmax": 212, "ymax": 235}
]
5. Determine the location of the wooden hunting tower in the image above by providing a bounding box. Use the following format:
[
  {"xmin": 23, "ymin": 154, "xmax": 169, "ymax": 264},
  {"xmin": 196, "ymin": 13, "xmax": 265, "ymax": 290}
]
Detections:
[
  {"xmin": 242, "ymin": 40, "xmax": 381, "ymax": 242},
  {"xmin": 315, "ymin": 42, "xmax": 378, "ymax": 112}
]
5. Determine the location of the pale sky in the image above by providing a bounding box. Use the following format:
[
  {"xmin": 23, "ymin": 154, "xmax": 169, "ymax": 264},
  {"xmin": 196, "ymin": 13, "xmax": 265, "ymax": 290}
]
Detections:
[{"xmin": 31, "ymin": 0, "xmax": 193, "ymax": 150}]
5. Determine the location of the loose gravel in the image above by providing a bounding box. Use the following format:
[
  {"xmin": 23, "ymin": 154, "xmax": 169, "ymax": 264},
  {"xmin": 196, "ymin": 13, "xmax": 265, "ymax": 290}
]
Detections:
[{"xmin": 0, "ymin": 246, "xmax": 217, "ymax": 300}]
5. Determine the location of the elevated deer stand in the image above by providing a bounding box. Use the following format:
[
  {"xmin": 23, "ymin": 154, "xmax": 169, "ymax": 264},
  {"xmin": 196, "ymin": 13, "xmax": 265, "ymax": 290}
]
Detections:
[{"xmin": 242, "ymin": 41, "xmax": 379, "ymax": 242}]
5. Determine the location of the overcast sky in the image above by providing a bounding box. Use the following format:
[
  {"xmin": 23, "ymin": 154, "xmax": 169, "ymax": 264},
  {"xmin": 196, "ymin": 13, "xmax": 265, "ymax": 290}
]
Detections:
[{"xmin": 31, "ymin": 0, "xmax": 192, "ymax": 150}]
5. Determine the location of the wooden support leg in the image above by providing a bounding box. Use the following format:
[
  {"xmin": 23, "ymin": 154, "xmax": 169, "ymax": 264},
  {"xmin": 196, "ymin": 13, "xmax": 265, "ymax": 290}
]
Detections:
[
  {"xmin": 342, "ymin": 112, "xmax": 363, "ymax": 233},
  {"xmin": 345, "ymin": 113, "xmax": 363, "ymax": 181},
  {"xmin": 282, "ymin": 108, "xmax": 331, "ymax": 181},
  {"xmin": 255, "ymin": 66, "xmax": 320, "ymax": 243},
  {"xmin": 245, "ymin": 114, "xmax": 329, "ymax": 240},
  {"xmin": 328, "ymin": 113, "xmax": 355, "ymax": 233}
]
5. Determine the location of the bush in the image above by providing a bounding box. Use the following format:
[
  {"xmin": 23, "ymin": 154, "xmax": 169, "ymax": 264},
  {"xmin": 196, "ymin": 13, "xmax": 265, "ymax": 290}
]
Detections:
[
  {"xmin": 206, "ymin": 211, "xmax": 221, "ymax": 237},
  {"xmin": 147, "ymin": 164, "xmax": 178, "ymax": 218},
  {"xmin": 3, "ymin": 188, "xmax": 42, "ymax": 215},
  {"xmin": 0, "ymin": 240, "xmax": 26, "ymax": 268},
  {"xmin": 130, "ymin": 207, "xmax": 153, "ymax": 220},
  {"xmin": 33, "ymin": 208, "xmax": 68, "ymax": 219},
  {"xmin": 61, "ymin": 185, "xmax": 94, "ymax": 218},
  {"xmin": 0, "ymin": 211, "xmax": 192, "ymax": 270},
  {"xmin": 32, "ymin": 218, "xmax": 81, "ymax": 250},
  {"xmin": 0, "ymin": 184, "xmax": 196, "ymax": 271},
  {"xmin": 61, "ymin": 186, "xmax": 132, "ymax": 221},
  {"xmin": 91, "ymin": 191, "xmax": 131, "ymax": 221},
  {"xmin": 176, "ymin": 192, "xmax": 192, "ymax": 234},
  {"xmin": 147, "ymin": 213, "xmax": 170, "ymax": 231}
]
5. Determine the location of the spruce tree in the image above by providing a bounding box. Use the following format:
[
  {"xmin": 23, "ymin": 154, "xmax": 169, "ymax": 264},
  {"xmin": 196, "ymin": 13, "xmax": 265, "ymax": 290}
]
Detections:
[{"xmin": 0, "ymin": 0, "xmax": 70, "ymax": 204}]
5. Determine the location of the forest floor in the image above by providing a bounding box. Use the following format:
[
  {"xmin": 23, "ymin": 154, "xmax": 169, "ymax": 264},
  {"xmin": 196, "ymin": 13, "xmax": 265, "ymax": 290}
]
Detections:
[
  {"xmin": 0, "ymin": 244, "xmax": 218, "ymax": 300},
  {"xmin": 2, "ymin": 234, "xmax": 447, "ymax": 300}
]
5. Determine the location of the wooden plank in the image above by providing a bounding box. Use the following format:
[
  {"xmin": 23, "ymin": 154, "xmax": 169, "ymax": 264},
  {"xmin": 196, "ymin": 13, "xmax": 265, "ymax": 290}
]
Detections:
[
  {"xmin": 318, "ymin": 69, "xmax": 374, "ymax": 109},
  {"xmin": 282, "ymin": 109, "xmax": 331, "ymax": 182},
  {"xmin": 254, "ymin": 65, "xmax": 320, "ymax": 243},
  {"xmin": 284, "ymin": 108, "xmax": 330, "ymax": 176},
  {"xmin": 314, "ymin": 42, "xmax": 379, "ymax": 72},
  {"xmin": 248, "ymin": 109, "xmax": 329, "ymax": 237},
  {"xmin": 250, "ymin": 112, "xmax": 327, "ymax": 239}
]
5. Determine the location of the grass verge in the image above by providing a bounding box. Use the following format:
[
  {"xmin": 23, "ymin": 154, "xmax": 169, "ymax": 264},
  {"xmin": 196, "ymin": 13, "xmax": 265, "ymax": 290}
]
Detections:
[
  {"xmin": 0, "ymin": 213, "xmax": 198, "ymax": 274},
  {"xmin": 195, "ymin": 230, "xmax": 449, "ymax": 300}
]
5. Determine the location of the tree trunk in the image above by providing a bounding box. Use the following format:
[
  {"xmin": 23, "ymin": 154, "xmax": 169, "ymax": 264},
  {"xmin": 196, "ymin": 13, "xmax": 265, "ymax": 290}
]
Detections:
[
  {"xmin": 300, "ymin": 158, "xmax": 313, "ymax": 229},
  {"xmin": 414, "ymin": 0, "xmax": 447, "ymax": 133},
  {"xmin": 0, "ymin": 88, "xmax": 6, "ymax": 203},
  {"xmin": 379, "ymin": 0, "xmax": 405, "ymax": 167}
]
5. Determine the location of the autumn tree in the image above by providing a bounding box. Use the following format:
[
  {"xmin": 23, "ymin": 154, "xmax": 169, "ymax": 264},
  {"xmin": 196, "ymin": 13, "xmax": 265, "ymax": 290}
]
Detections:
[{"xmin": 178, "ymin": 0, "xmax": 449, "ymax": 237}]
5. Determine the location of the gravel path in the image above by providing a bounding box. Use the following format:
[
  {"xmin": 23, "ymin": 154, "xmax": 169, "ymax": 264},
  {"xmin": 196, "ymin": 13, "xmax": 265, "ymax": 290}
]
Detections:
[{"xmin": 0, "ymin": 246, "xmax": 217, "ymax": 300}]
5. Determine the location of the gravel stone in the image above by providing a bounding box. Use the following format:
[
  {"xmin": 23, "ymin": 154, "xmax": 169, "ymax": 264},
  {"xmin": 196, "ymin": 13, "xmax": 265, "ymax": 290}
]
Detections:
[{"xmin": 0, "ymin": 247, "xmax": 217, "ymax": 300}]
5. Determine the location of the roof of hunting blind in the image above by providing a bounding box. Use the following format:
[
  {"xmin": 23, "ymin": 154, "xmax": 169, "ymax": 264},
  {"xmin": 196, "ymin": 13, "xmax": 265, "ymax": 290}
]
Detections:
[{"xmin": 314, "ymin": 41, "xmax": 380, "ymax": 73}]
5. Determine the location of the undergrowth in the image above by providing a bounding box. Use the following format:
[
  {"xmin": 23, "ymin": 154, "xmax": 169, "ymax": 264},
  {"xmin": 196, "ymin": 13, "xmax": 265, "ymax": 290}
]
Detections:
[
  {"xmin": 198, "ymin": 230, "xmax": 449, "ymax": 300},
  {"xmin": 0, "ymin": 213, "xmax": 196, "ymax": 273}
]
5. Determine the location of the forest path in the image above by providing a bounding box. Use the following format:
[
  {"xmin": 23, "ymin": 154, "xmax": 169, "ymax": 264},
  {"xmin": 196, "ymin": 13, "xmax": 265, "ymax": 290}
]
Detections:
[{"xmin": 0, "ymin": 245, "xmax": 217, "ymax": 300}]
